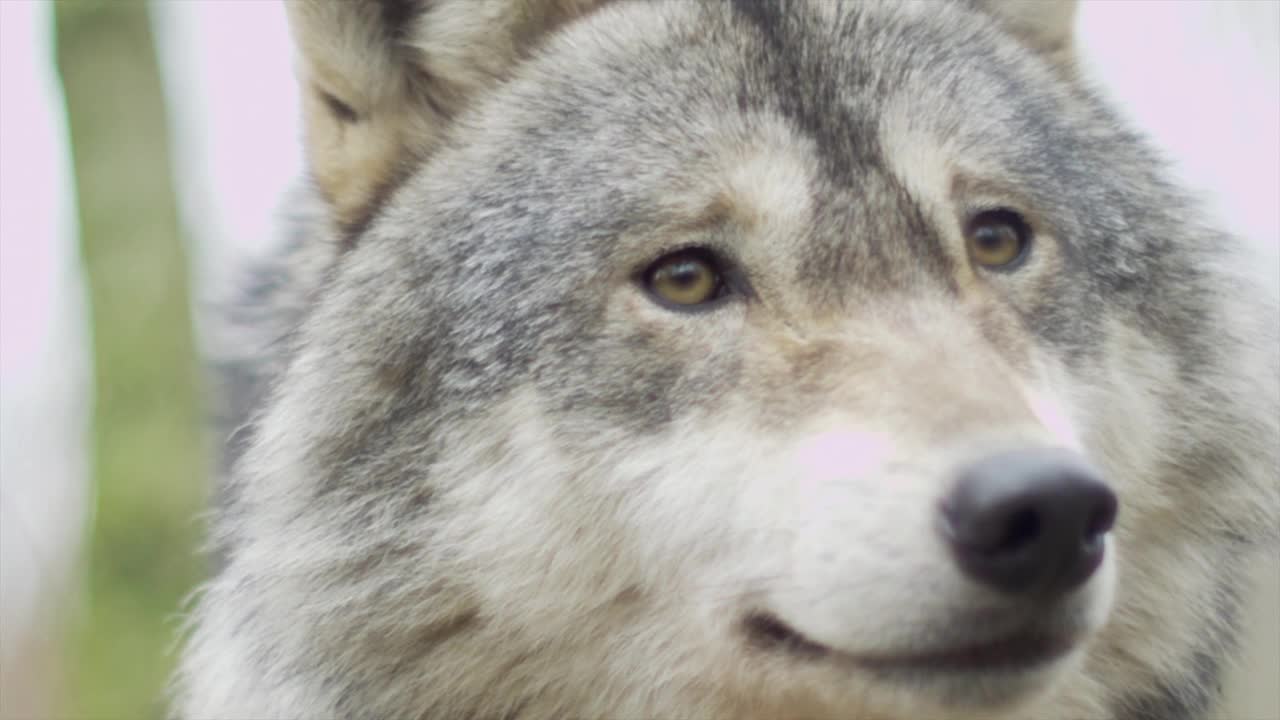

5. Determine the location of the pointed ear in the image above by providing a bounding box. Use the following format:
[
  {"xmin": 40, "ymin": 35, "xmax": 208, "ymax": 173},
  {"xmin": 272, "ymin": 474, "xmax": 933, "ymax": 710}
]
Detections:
[
  {"xmin": 286, "ymin": 0, "xmax": 600, "ymax": 237},
  {"xmin": 969, "ymin": 0, "xmax": 1077, "ymax": 62}
]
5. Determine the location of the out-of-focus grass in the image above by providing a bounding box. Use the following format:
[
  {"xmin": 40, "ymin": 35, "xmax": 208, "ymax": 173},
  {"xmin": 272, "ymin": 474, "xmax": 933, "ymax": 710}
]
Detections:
[{"xmin": 55, "ymin": 2, "xmax": 207, "ymax": 717}]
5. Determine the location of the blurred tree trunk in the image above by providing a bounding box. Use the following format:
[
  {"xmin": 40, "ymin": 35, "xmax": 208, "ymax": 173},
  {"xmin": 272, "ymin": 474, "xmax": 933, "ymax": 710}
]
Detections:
[{"xmin": 55, "ymin": 1, "xmax": 206, "ymax": 717}]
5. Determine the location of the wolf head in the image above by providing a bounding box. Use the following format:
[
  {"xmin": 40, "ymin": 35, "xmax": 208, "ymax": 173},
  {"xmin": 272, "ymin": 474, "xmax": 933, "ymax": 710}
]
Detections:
[{"xmin": 178, "ymin": 1, "xmax": 1280, "ymax": 719}]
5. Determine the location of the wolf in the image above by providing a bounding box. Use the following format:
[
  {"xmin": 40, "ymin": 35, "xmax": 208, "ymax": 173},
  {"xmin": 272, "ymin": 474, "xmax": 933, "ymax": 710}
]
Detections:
[{"xmin": 175, "ymin": 1, "xmax": 1280, "ymax": 718}]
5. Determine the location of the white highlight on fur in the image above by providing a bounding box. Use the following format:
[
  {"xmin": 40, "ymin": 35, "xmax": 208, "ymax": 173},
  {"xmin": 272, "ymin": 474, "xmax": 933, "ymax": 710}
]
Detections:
[
  {"xmin": 773, "ymin": 427, "xmax": 940, "ymax": 652},
  {"xmin": 1020, "ymin": 383, "xmax": 1083, "ymax": 452},
  {"xmin": 792, "ymin": 430, "xmax": 897, "ymax": 498},
  {"xmin": 721, "ymin": 140, "xmax": 815, "ymax": 234}
]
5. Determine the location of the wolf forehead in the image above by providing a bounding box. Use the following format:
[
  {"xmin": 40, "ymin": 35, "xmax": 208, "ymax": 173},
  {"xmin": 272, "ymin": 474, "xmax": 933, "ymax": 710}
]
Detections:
[
  {"xmin": 378, "ymin": 1, "xmax": 1067, "ymax": 230},
  {"xmin": 363, "ymin": 0, "xmax": 1157, "ymax": 289},
  {"xmin": 313, "ymin": 0, "xmax": 1191, "ymax": 412}
]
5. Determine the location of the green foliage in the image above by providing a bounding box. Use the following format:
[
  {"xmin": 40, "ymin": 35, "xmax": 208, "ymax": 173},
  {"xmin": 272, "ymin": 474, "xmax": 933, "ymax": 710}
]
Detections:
[{"xmin": 55, "ymin": 2, "xmax": 208, "ymax": 717}]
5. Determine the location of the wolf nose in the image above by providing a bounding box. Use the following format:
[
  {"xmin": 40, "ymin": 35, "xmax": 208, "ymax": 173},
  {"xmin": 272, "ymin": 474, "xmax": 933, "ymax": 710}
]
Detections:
[{"xmin": 940, "ymin": 448, "xmax": 1117, "ymax": 598}]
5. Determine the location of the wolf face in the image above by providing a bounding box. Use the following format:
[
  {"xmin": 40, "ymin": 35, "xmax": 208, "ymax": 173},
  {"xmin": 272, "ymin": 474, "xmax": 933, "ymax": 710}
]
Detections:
[{"xmin": 178, "ymin": 2, "xmax": 1280, "ymax": 719}]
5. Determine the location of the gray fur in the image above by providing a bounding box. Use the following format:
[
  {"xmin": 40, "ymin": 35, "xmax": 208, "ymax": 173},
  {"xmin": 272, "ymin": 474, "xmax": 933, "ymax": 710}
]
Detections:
[{"xmin": 177, "ymin": 2, "xmax": 1280, "ymax": 718}]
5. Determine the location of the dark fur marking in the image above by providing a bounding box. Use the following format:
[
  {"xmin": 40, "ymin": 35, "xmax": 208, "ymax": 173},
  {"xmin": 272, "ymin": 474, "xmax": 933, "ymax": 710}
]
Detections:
[
  {"xmin": 881, "ymin": 168, "xmax": 960, "ymax": 294},
  {"xmin": 742, "ymin": 613, "xmax": 830, "ymax": 660},
  {"xmin": 612, "ymin": 585, "xmax": 643, "ymax": 606},
  {"xmin": 376, "ymin": 0, "xmax": 419, "ymax": 43},
  {"xmin": 366, "ymin": 610, "xmax": 486, "ymax": 704},
  {"xmin": 729, "ymin": 0, "xmax": 879, "ymax": 187},
  {"xmin": 412, "ymin": 609, "xmax": 482, "ymax": 653},
  {"xmin": 320, "ymin": 89, "xmax": 359, "ymax": 124},
  {"xmin": 1115, "ymin": 648, "xmax": 1223, "ymax": 720}
]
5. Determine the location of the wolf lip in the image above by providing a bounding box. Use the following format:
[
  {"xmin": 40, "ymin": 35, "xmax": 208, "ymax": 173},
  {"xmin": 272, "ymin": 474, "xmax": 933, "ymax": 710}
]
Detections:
[
  {"xmin": 744, "ymin": 613, "xmax": 1076, "ymax": 672},
  {"xmin": 850, "ymin": 629, "xmax": 1077, "ymax": 673}
]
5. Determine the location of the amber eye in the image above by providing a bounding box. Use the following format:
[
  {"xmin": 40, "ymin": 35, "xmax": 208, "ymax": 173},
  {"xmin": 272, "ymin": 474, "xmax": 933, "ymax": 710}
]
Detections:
[
  {"xmin": 966, "ymin": 210, "xmax": 1032, "ymax": 269},
  {"xmin": 644, "ymin": 249, "xmax": 724, "ymax": 307}
]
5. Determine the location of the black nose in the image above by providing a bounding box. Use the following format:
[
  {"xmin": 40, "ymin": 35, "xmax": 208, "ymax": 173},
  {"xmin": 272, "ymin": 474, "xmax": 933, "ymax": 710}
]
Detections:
[{"xmin": 940, "ymin": 448, "xmax": 1118, "ymax": 598}]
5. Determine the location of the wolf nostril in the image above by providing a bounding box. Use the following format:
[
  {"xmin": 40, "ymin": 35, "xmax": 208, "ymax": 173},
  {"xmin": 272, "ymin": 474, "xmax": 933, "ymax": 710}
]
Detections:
[
  {"xmin": 993, "ymin": 507, "xmax": 1040, "ymax": 554},
  {"xmin": 941, "ymin": 448, "xmax": 1118, "ymax": 598}
]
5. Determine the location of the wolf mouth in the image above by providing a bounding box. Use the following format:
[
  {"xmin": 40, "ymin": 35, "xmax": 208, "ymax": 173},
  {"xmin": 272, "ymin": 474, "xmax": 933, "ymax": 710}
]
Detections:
[{"xmin": 743, "ymin": 612, "xmax": 1078, "ymax": 673}]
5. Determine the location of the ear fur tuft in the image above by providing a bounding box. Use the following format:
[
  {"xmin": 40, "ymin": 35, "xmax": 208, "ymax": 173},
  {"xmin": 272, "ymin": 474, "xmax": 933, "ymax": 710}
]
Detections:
[
  {"xmin": 968, "ymin": 0, "xmax": 1078, "ymax": 63},
  {"xmin": 285, "ymin": 0, "xmax": 603, "ymax": 240}
]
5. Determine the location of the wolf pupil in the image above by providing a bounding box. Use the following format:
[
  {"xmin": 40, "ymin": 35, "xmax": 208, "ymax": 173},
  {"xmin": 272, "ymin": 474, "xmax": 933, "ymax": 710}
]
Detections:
[
  {"xmin": 977, "ymin": 226, "xmax": 1014, "ymax": 251},
  {"xmin": 669, "ymin": 262, "xmax": 701, "ymax": 286}
]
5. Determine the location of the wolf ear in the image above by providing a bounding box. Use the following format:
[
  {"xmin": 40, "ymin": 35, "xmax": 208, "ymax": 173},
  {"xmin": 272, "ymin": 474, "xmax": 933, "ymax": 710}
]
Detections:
[
  {"xmin": 286, "ymin": 0, "xmax": 600, "ymax": 236},
  {"xmin": 969, "ymin": 0, "xmax": 1077, "ymax": 61}
]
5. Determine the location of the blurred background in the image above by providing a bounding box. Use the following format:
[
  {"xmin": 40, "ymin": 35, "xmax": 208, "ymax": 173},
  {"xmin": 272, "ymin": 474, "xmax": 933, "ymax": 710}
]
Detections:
[{"xmin": 0, "ymin": 1, "xmax": 1275, "ymax": 718}]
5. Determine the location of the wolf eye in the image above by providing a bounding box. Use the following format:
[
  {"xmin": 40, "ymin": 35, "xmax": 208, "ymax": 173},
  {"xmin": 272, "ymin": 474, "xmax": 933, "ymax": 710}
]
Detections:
[
  {"xmin": 966, "ymin": 210, "xmax": 1031, "ymax": 269},
  {"xmin": 643, "ymin": 249, "xmax": 725, "ymax": 308}
]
